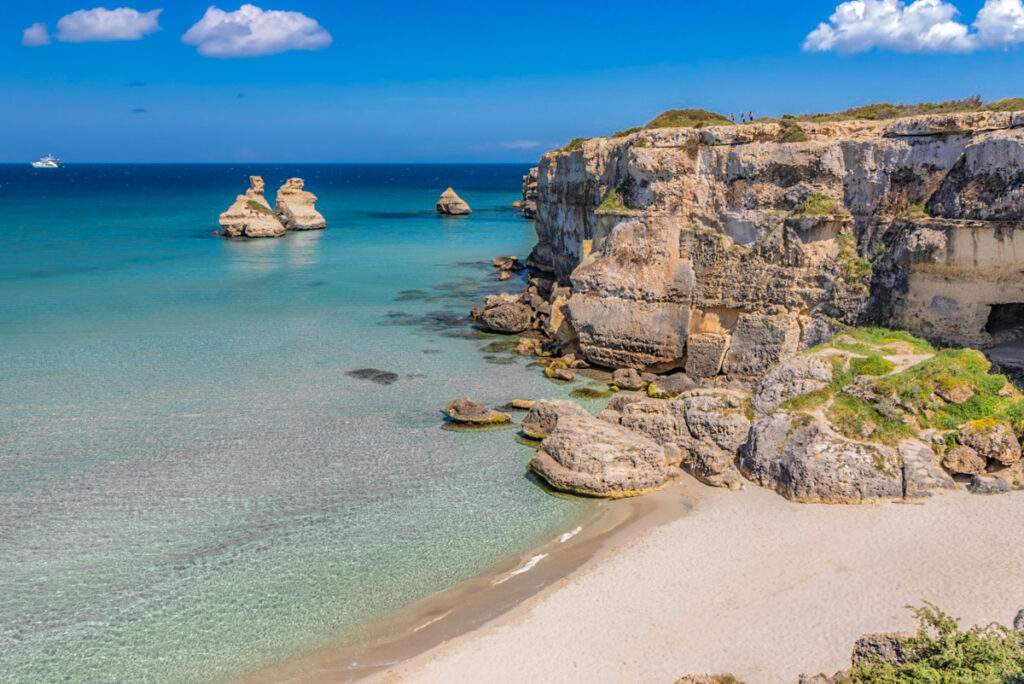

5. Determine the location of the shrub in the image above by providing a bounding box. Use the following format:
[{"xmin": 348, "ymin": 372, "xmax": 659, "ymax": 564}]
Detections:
[
  {"xmin": 778, "ymin": 121, "xmax": 809, "ymax": 143},
  {"xmin": 795, "ymin": 193, "xmax": 844, "ymax": 216},
  {"xmin": 802, "ymin": 96, "xmax": 986, "ymax": 122},
  {"xmin": 850, "ymin": 354, "xmax": 895, "ymax": 377},
  {"xmin": 983, "ymin": 97, "xmax": 1024, "ymax": 112},
  {"xmin": 610, "ymin": 126, "xmax": 642, "ymax": 138},
  {"xmin": 848, "ymin": 603, "xmax": 1024, "ymax": 682},
  {"xmin": 644, "ymin": 108, "xmax": 731, "ymax": 129},
  {"xmin": 827, "ymin": 393, "xmax": 914, "ymax": 445},
  {"xmin": 563, "ymin": 137, "xmax": 586, "ymax": 152},
  {"xmin": 596, "ymin": 189, "xmax": 626, "ymax": 213}
]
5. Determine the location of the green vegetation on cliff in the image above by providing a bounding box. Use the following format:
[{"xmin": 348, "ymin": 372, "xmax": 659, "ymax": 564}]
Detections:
[
  {"xmin": 794, "ymin": 193, "xmax": 846, "ymax": 216},
  {"xmin": 802, "ymin": 95, "xmax": 1023, "ymax": 122},
  {"xmin": 849, "ymin": 603, "xmax": 1024, "ymax": 683},
  {"xmin": 644, "ymin": 108, "xmax": 731, "ymax": 129},
  {"xmin": 245, "ymin": 200, "xmax": 274, "ymax": 215}
]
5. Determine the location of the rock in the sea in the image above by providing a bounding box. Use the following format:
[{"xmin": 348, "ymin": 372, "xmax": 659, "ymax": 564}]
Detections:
[
  {"xmin": 544, "ymin": 360, "xmax": 575, "ymax": 382},
  {"xmin": 275, "ymin": 178, "xmax": 326, "ymax": 231},
  {"xmin": 958, "ymin": 419, "xmax": 1022, "ymax": 466},
  {"xmin": 445, "ymin": 397, "xmax": 510, "ymax": 425},
  {"xmin": 530, "ymin": 412, "xmax": 667, "ymax": 496},
  {"xmin": 219, "ymin": 176, "xmax": 287, "ymax": 238},
  {"xmin": 345, "ymin": 368, "xmax": 399, "ymax": 385},
  {"xmin": 520, "ymin": 399, "xmax": 590, "ymax": 439},
  {"xmin": 436, "ymin": 187, "xmax": 472, "ymax": 215},
  {"xmin": 740, "ymin": 412, "xmax": 904, "ymax": 503},
  {"xmin": 492, "ymin": 256, "xmax": 525, "ymax": 271},
  {"xmin": 474, "ymin": 294, "xmax": 532, "ymax": 333},
  {"xmin": 611, "ymin": 367, "xmax": 645, "ymax": 390}
]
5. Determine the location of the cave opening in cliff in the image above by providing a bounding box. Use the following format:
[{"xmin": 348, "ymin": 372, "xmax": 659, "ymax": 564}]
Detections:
[{"xmin": 985, "ymin": 303, "xmax": 1024, "ymax": 343}]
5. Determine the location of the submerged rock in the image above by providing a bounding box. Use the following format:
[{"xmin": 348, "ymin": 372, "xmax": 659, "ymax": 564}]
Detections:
[
  {"xmin": 275, "ymin": 178, "xmax": 326, "ymax": 231},
  {"xmin": 530, "ymin": 412, "xmax": 667, "ymax": 496},
  {"xmin": 436, "ymin": 187, "xmax": 472, "ymax": 215},
  {"xmin": 346, "ymin": 368, "xmax": 399, "ymax": 385},
  {"xmin": 219, "ymin": 176, "xmax": 286, "ymax": 238},
  {"xmin": 445, "ymin": 397, "xmax": 510, "ymax": 425}
]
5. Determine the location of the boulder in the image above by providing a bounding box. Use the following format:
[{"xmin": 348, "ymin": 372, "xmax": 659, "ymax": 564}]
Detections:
[
  {"xmin": 690, "ymin": 441, "xmax": 743, "ymax": 489},
  {"xmin": 436, "ymin": 187, "xmax": 472, "ymax": 215},
  {"xmin": 613, "ymin": 398, "xmax": 688, "ymax": 445},
  {"xmin": 721, "ymin": 314, "xmax": 802, "ymax": 377},
  {"xmin": 752, "ymin": 356, "xmax": 833, "ymax": 414},
  {"xmin": 647, "ymin": 373, "xmax": 697, "ymax": 398},
  {"xmin": 851, "ymin": 632, "xmax": 911, "ymax": 668},
  {"xmin": 967, "ymin": 474, "xmax": 1011, "ymax": 495},
  {"xmin": 530, "ymin": 412, "xmax": 668, "ymax": 496},
  {"xmin": 685, "ymin": 333, "xmax": 730, "ymax": 378},
  {"xmin": 900, "ymin": 441, "xmax": 956, "ymax": 497},
  {"xmin": 476, "ymin": 296, "xmax": 532, "ymax": 334},
  {"xmin": 1014, "ymin": 608, "xmax": 1024, "ymax": 631},
  {"xmin": 544, "ymin": 361, "xmax": 575, "ymax": 382},
  {"xmin": 942, "ymin": 445, "xmax": 987, "ymax": 475},
  {"xmin": 959, "ymin": 420, "xmax": 1022, "ymax": 466},
  {"xmin": 492, "ymin": 256, "xmax": 525, "ymax": 271},
  {"xmin": 683, "ymin": 393, "xmax": 751, "ymax": 453},
  {"xmin": 275, "ymin": 178, "xmax": 326, "ymax": 231},
  {"xmin": 740, "ymin": 413, "xmax": 904, "ymax": 503},
  {"xmin": 218, "ymin": 176, "xmax": 287, "ymax": 238},
  {"xmin": 445, "ymin": 397, "xmax": 510, "ymax": 425},
  {"xmin": 520, "ymin": 400, "xmax": 589, "ymax": 439},
  {"xmin": 612, "ymin": 367, "xmax": 645, "ymax": 391}
]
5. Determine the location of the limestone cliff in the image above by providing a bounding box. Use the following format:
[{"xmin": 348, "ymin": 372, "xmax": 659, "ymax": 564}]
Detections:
[
  {"xmin": 219, "ymin": 176, "xmax": 286, "ymax": 238},
  {"xmin": 526, "ymin": 112, "xmax": 1024, "ymax": 374},
  {"xmin": 275, "ymin": 178, "xmax": 326, "ymax": 231}
]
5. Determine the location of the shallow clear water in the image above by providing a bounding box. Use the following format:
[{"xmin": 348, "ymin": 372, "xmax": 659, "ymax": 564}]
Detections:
[{"xmin": 0, "ymin": 165, "xmax": 593, "ymax": 682}]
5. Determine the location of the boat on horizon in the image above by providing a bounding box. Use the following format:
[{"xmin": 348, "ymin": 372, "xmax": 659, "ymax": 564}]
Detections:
[{"xmin": 31, "ymin": 154, "xmax": 64, "ymax": 169}]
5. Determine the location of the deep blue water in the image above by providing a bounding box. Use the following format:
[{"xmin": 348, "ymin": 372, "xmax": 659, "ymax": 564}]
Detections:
[{"xmin": 0, "ymin": 164, "xmax": 594, "ymax": 682}]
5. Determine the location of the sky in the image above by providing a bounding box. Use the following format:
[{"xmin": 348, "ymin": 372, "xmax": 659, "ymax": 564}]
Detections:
[{"xmin": 3, "ymin": 0, "xmax": 1024, "ymax": 162}]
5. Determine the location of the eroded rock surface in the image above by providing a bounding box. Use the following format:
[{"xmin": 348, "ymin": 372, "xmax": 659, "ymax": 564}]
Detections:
[
  {"xmin": 275, "ymin": 178, "xmax": 326, "ymax": 231},
  {"xmin": 436, "ymin": 187, "xmax": 472, "ymax": 215},
  {"xmin": 219, "ymin": 176, "xmax": 286, "ymax": 238}
]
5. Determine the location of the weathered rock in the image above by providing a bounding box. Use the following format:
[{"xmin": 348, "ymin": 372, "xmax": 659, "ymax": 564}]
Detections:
[
  {"xmin": 851, "ymin": 632, "xmax": 911, "ymax": 668},
  {"xmin": 740, "ymin": 413, "xmax": 904, "ymax": 503},
  {"xmin": 612, "ymin": 367, "xmax": 645, "ymax": 390},
  {"xmin": 530, "ymin": 412, "xmax": 667, "ymax": 496},
  {"xmin": 544, "ymin": 361, "xmax": 575, "ymax": 382},
  {"xmin": 721, "ymin": 314, "xmax": 802, "ymax": 377},
  {"xmin": 683, "ymin": 393, "xmax": 751, "ymax": 453},
  {"xmin": 275, "ymin": 178, "xmax": 326, "ymax": 230},
  {"xmin": 436, "ymin": 187, "xmax": 471, "ymax": 215},
  {"xmin": 647, "ymin": 373, "xmax": 697, "ymax": 398},
  {"xmin": 937, "ymin": 384, "xmax": 975, "ymax": 404},
  {"xmin": 520, "ymin": 167, "xmax": 539, "ymax": 219},
  {"xmin": 219, "ymin": 176, "xmax": 287, "ymax": 238},
  {"xmin": 493, "ymin": 256, "xmax": 525, "ymax": 271},
  {"xmin": 520, "ymin": 400, "xmax": 589, "ymax": 439},
  {"xmin": 689, "ymin": 441, "xmax": 743, "ymax": 489},
  {"xmin": 967, "ymin": 474, "xmax": 1011, "ymax": 495},
  {"xmin": 613, "ymin": 397, "xmax": 688, "ymax": 445},
  {"xmin": 752, "ymin": 356, "xmax": 833, "ymax": 414},
  {"xmin": 445, "ymin": 397, "xmax": 510, "ymax": 425},
  {"xmin": 476, "ymin": 295, "xmax": 532, "ymax": 334},
  {"xmin": 685, "ymin": 333, "xmax": 730, "ymax": 378},
  {"xmin": 959, "ymin": 420, "xmax": 1022, "ymax": 466},
  {"xmin": 1014, "ymin": 608, "xmax": 1024, "ymax": 631},
  {"xmin": 901, "ymin": 440, "xmax": 956, "ymax": 497},
  {"xmin": 942, "ymin": 444, "xmax": 987, "ymax": 475}
]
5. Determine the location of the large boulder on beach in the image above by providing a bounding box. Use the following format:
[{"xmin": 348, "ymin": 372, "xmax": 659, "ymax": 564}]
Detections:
[
  {"xmin": 958, "ymin": 419, "xmax": 1021, "ymax": 466},
  {"xmin": 520, "ymin": 400, "xmax": 590, "ymax": 439},
  {"xmin": 740, "ymin": 412, "xmax": 904, "ymax": 503},
  {"xmin": 275, "ymin": 178, "xmax": 326, "ymax": 231},
  {"xmin": 445, "ymin": 397, "xmax": 510, "ymax": 425},
  {"xmin": 752, "ymin": 356, "xmax": 833, "ymax": 414},
  {"xmin": 219, "ymin": 176, "xmax": 287, "ymax": 238},
  {"xmin": 530, "ymin": 412, "xmax": 667, "ymax": 496},
  {"xmin": 436, "ymin": 187, "xmax": 472, "ymax": 215}
]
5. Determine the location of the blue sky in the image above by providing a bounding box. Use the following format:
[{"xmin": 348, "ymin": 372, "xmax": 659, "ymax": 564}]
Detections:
[{"xmin": 3, "ymin": 1, "xmax": 1024, "ymax": 162}]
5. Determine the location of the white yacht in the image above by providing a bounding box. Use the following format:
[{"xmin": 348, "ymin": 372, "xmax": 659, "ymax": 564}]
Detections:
[{"xmin": 31, "ymin": 154, "xmax": 64, "ymax": 169}]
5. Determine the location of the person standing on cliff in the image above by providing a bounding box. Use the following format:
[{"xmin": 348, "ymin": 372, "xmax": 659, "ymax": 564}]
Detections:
[
  {"xmin": 730, "ymin": 112, "xmax": 736, "ymax": 123},
  {"xmin": 749, "ymin": 111, "xmax": 754, "ymax": 122}
]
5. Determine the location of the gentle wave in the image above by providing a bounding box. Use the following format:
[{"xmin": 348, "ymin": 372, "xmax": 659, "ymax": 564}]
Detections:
[{"xmin": 493, "ymin": 553, "xmax": 548, "ymax": 585}]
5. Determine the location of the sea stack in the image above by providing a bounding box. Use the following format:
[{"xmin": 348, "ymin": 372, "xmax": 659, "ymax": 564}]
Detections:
[
  {"xmin": 218, "ymin": 176, "xmax": 286, "ymax": 238},
  {"xmin": 275, "ymin": 178, "xmax": 326, "ymax": 231},
  {"xmin": 436, "ymin": 187, "xmax": 472, "ymax": 215}
]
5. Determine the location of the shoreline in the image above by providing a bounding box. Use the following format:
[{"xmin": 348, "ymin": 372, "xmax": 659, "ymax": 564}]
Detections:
[
  {"xmin": 237, "ymin": 483, "xmax": 696, "ymax": 683},
  {"xmin": 365, "ymin": 482, "xmax": 1024, "ymax": 683}
]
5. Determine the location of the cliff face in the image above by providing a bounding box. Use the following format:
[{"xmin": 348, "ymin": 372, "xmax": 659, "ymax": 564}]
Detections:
[{"xmin": 526, "ymin": 112, "xmax": 1024, "ymax": 373}]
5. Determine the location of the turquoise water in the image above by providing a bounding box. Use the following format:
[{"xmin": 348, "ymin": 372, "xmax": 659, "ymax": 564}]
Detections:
[{"xmin": 0, "ymin": 165, "xmax": 591, "ymax": 682}]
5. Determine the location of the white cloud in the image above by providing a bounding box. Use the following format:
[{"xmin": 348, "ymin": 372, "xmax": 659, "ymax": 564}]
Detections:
[
  {"xmin": 498, "ymin": 140, "xmax": 542, "ymax": 150},
  {"xmin": 804, "ymin": 0, "xmax": 1024, "ymax": 52},
  {"xmin": 55, "ymin": 7, "xmax": 162, "ymax": 42},
  {"xmin": 22, "ymin": 23, "xmax": 51, "ymax": 47},
  {"xmin": 182, "ymin": 4, "xmax": 332, "ymax": 58}
]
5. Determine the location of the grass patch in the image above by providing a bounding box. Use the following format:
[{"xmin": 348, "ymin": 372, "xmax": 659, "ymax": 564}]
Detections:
[
  {"xmin": 245, "ymin": 200, "xmax": 275, "ymax": 215},
  {"xmin": 802, "ymin": 95, "xmax": 987, "ymax": 122},
  {"xmin": 850, "ymin": 354, "xmax": 895, "ymax": 377},
  {"xmin": 596, "ymin": 189, "xmax": 626, "ymax": 213},
  {"xmin": 780, "ymin": 388, "xmax": 833, "ymax": 412},
  {"xmin": 837, "ymin": 232, "xmax": 873, "ymax": 287},
  {"xmin": 644, "ymin": 108, "xmax": 731, "ymax": 129},
  {"xmin": 982, "ymin": 97, "xmax": 1024, "ymax": 112},
  {"xmin": 896, "ymin": 202, "xmax": 930, "ymax": 219},
  {"xmin": 610, "ymin": 126, "xmax": 641, "ymax": 138},
  {"xmin": 794, "ymin": 192, "xmax": 845, "ymax": 216},
  {"xmin": 778, "ymin": 120, "xmax": 808, "ymax": 143},
  {"xmin": 849, "ymin": 602, "xmax": 1024, "ymax": 683},
  {"xmin": 827, "ymin": 393, "xmax": 915, "ymax": 445},
  {"xmin": 563, "ymin": 137, "xmax": 586, "ymax": 152}
]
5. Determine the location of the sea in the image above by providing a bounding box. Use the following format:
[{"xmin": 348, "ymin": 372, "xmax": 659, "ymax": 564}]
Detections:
[{"xmin": 0, "ymin": 164, "xmax": 596, "ymax": 682}]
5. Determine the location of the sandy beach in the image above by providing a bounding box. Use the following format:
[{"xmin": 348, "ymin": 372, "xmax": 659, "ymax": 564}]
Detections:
[{"xmin": 366, "ymin": 479, "xmax": 1024, "ymax": 683}]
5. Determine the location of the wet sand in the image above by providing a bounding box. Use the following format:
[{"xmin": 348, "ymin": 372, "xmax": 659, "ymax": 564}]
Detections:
[{"xmin": 366, "ymin": 480, "xmax": 1024, "ymax": 683}]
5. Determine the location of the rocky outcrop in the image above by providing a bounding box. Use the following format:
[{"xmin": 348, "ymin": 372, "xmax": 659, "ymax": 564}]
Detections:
[
  {"xmin": 529, "ymin": 412, "xmax": 667, "ymax": 496},
  {"xmin": 436, "ymin": 187, "xmax": 472, "ymax": 215},
  {"xmin": 275, "ymin": 178, "xmax": 326, "ymax": 231},
  {"xmin": 445, "ymin": 397, "xmax": 510, "ymax": 425},
  {"xmin": 520, "ymin": 167, "xmax": 538, "ymax": 219},
  {"xmin": 520, "ymin": 400, "xmax": 590, "ymax": 439},
  {"xmin": 219, "ymin": 176, "xmax": 287, "ymax": 238},
  {"xmin": 472, "ymin": 293, "xmax": 533, "ymax": 333},
  {"xmin": 521, "ymin": 112, "xmax": 1024, "ymax": 372}
]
